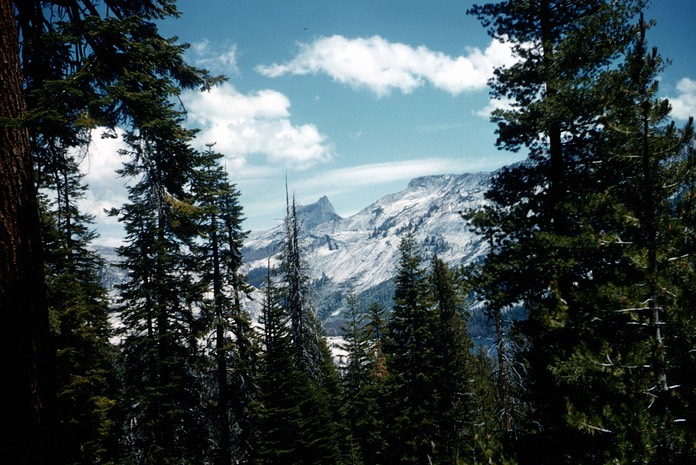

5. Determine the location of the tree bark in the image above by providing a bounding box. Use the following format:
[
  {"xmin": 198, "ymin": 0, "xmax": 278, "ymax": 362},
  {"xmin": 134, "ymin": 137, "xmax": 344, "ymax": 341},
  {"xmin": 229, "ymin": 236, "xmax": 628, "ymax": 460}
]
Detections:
[{"xmin": 0, "ymin": 0, "xmax": 54, "ymax": 462}]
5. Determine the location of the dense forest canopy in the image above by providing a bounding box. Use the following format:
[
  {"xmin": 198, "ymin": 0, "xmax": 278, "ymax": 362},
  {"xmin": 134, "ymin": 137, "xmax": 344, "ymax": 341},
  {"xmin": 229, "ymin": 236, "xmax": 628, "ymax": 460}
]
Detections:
[{"xmin": 1, "ymin": 1, "xmax": 694, "ymax": 464}]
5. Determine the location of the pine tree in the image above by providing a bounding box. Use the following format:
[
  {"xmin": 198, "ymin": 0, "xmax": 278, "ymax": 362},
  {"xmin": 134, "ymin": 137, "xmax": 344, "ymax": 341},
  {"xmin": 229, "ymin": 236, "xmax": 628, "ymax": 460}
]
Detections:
[
  {"xmin": 252, "ymin": 195, "xmax": 345, "ymax": 464},
  {"xmin": 466, "ymin": 2, "xmax": 651, "ymax": 462},
  {"xmin": 467, "ymin": 348, "xmax": 513, "ymax": 465},
  {"xmin": 383, "ymin": 233, "xmax": 441, "ymax": 464},
  {"xmin": 3, "ymin": 2, "xmax": 221, "ymax": 462},
  {"xmin": 1, "ymin": 3, "xmax": 54, "ymax": 460},
  {"xmin": 464, "ymin": 206, "xmax": 524, "ymax": 440},
  {"xmin": 252, "ymin": 267, "xmax": 308, "ymax": 464},
  {"xmin": 278, "ymin": 192, "xmax": 327, "ymax": 373},
  {"xmin": 548, "ymin": 15, "xmax": 696, "ymax": 463},
  {"xmin": 193, "ymin": 144, "xmax": 258, "ymax": 465},
  {"xmin": 252, "ymin": 266, "xmax": 342, "ymax": 465},
  {"xmin": 113, "ymin": 129, "xmax": 209, "ymax": 464},
  {"xmin": 429, "ymin": 257, "xmax": 476, "ymax": 464},
  {"xmin": 37, "ymin": 151, "xmax": 120, "ymax": 465},
  {"xmin": 339, "ymin": 294, "xmax": 388, "ymax": 465}
]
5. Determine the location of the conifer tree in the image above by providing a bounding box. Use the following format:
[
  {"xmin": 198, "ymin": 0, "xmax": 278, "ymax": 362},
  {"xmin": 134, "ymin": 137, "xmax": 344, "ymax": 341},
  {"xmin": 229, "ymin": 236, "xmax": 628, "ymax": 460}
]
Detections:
[
  {"xmin": 429, "ymin": 256, "xmax": 476, "ymax": 464},
  {"xmin": 252, "ymin": 267, "xmax": 308, "ymax": 464},
  {"xmin": 193, "ymin": 144, "xmax": 258, "ymax": 465},
  {"xmin": 253, "ymin": 265, "xmax": 342, "ymax": 465},
  {"xmin": 546, "ymin": 15, "xmax": 696, "ymax": 463},
  {"xmin": 252, "ymin": 195, "xmax": 345, "ymax": 464},
  {"xmin": 2, "ymin": 2, "xmax": 221, "ymax": 461},
  {"xmin": 279, "ymin": 193, "xmax": 326, "ymax": 373},
  {"xmin": 339, "ymin": 294, "xmax": 388, "ymax": 465},
  {"xmin": 466, "ymin": 1, "xmax": 651, "ymax": 462},
  {"xmin": 37, "ymin": 152, "xmax": 120, "ymax": 465},
  {"xmin": 467, "ymin": 348, "xmax": 513, "ymax": 465},
  {"xmin": 383, "ymin": 233, "xmax": 441, "ymax": 464},
  {"xmin": 113, "ymin": 129, "xmax": 209, "ymax": 465},
  {"xmin": 464, "ymin": 206, "xmax": 523, "ymax": 440},
  {"xmin": 362, "ymin": 301, "xmax": 390, "ymax": 465}
]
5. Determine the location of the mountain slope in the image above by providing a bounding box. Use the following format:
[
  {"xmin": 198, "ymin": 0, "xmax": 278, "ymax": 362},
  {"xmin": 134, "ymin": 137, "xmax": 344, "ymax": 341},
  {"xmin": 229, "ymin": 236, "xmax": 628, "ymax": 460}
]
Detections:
[{"xmin": 242, "ymin": 172, "xmax": 491, "ymax": 329}]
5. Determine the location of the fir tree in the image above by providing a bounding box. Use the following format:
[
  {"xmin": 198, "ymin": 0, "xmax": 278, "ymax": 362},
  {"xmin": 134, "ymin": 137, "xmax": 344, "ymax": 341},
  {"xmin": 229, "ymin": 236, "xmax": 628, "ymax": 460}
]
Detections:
[
  {"xmin": 467, "ymin": 348, "xmax": 514, "ymax": 465},
  {"xmin": 113, "ymin": 130, "xmax": 208, "ymax": 465},
  {"xmin": 253, "ymin": 193, "xmax": 346, "ymax": 464},
  {"xmin": 547, "ymin": 15, "xmax": 696, "ymax": 463},
  {"xmin": 466, "ymin": 1, "xmax": 652, "ymax": 462},
  {"xmin": 193, "ymin": 144, "xmax": 258, "ymax": 465},
  {"xmin": 252, "ymin": 268, "xmax": 308, "ymax": 464},
  {"xmin": 339, "ymin": 294, "xmax": 388, "ymax": 465},
  {"xmin": 252, "ymin": 267, "xmax": 342, "ymax": 465},
  {"xmin": 429, "ymin": 257, "xmax": 476, "ymax": 464},
  {"xmin": 2, "ymin": 2, "xmax": 221, "ymax": 461},
  {"xmin": 383, "ymin": 233, "xmax": 441, "ymax": 464},
  {"xmin": 37, "ymin": 152, "xmax": 120, "ymax": 465}
]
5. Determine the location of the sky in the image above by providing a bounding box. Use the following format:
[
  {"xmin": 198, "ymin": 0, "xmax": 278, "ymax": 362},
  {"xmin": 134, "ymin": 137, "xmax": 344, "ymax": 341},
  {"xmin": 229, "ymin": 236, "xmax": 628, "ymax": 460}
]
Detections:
[{"xmin": 78, "ymin": 0, "xmax": 696, "ymax": 246}]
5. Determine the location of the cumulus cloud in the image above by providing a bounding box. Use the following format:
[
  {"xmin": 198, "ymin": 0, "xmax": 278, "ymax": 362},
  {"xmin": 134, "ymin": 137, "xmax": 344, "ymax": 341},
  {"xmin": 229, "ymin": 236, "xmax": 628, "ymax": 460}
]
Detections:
[
  {"xmin": 75, "ymin": 129, "xmax": 129, "ymax": 245},
  {"xmin": 256, "ymin": 35, "xmax": 515, "ymax": 97},
  {"xmin": 668, "ymin": 77, "xmax": 696, "ymax": 120},
  {"xmin": 182, "ymin": 82, "xmax": 334, "ymax": 169},
  {"xmin": 474, "ymin": 97, "xmax": 515, "ymax": 118},
  {"xmin": 190, "ymin": 40, "xmax": 240, "ymax": 75}
]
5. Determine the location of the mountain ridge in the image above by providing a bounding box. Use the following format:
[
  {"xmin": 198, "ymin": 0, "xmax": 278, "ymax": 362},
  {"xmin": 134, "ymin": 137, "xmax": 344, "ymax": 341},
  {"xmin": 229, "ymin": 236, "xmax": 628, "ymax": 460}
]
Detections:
[
  {"xmin": 94, "ymin": 172, "xmax": 495, "ymax": 334},
  {"xmin": 242, "ymin": 171, "xmax": 492, "ymax": 328}
]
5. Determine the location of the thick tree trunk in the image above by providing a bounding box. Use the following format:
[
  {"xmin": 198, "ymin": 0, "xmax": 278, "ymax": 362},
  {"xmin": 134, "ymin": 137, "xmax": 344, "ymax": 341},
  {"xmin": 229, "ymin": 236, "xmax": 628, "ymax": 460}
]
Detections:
[{"xmin": 0, "ymin": 0, "xmax": 54, "ymax": 462}]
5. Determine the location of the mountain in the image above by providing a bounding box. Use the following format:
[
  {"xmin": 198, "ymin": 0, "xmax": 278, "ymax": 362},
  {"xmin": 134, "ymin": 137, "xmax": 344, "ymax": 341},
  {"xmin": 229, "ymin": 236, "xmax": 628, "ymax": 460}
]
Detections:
[
  {"xmin": 93, "ymin": 172, "xmax": 498, "ymax": 337},
  {"xmin": 241, "ymin": 172, "xmax": 492, "ymax": 333}
]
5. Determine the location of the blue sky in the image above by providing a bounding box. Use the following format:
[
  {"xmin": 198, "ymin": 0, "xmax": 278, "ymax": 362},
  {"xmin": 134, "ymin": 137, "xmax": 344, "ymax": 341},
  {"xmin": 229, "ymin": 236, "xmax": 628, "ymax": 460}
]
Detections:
[{"xmin": 80, "ymin": 0, "xmax": 696, "ymax": 245}]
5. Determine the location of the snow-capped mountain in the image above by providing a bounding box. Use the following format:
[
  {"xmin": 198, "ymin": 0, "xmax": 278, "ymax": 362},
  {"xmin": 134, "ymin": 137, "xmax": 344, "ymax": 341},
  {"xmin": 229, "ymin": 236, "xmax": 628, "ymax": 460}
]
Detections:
[
  {"xmin": 93, "ymin": 172, "xmax": 494, "ymax": 334},
  {"xmin": 242, "ymin": 172, "xmax": 492, "ymax": 331}
]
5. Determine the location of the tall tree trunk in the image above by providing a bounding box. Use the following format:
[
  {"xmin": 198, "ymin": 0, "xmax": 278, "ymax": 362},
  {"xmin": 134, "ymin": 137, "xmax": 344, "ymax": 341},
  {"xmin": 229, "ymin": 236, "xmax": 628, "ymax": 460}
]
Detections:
[{"xmin": 0, "ymin": 0, "xmax": 54, "ymax": 462}]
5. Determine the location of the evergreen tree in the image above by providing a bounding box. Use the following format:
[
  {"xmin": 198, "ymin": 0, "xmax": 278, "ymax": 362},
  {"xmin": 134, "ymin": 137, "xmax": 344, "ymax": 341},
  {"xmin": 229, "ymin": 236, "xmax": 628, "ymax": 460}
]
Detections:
[
  {"xmin": 37, "ymin": 152, "xmax": 120, "ymax": 465},
  {"xmin": 193, "ymin": 144, "xmax": 258, "ymax": 465},
  {"xmin": 339, "ymin": 294, "xmax": 388, "ymax": 465},
  {"xmin": 429, "ymin": 257, "xmax": 476, "ymax": 464},
  {"xmin": 279, "ymin": 193, "xmax": 326, "ymax": 374},
  {"xmin": 466, "ymin": 1, "xmax": 651, "ymax": 462},
  {"xmin": 2, "ymin": 2, "xmax": 220, "ymax": 462},
  {"xmin": 383, "ymin": 233, "xmax": 441, "ymax": 464},
  {"xmin": 548, "ymin": 15, "xmax": 696, "ymax": 463},
  {"xmin": 252, "ymin": 267, "xmax": 342, "ymax": 465},
  {"xmin": 467, "ymin": 348, "xmax": 513, "ymax": 465},
  {"xmin": 1, "ymin": 3, "xmax": 55, "ymax": 460},
  {"xmin": 252, "ymin": 194, "xmax": 346, "ymax": 464},
  {"xmin": 252, "ymin": 268, "xmax": 308, "ymax": 464},
  {"xmin": 113, "ymin": 129, "xmax": 208, "ymax": 465},
  {"xmin": 464, "ymin": 206, "xmax": 525, "ymax": 441}
]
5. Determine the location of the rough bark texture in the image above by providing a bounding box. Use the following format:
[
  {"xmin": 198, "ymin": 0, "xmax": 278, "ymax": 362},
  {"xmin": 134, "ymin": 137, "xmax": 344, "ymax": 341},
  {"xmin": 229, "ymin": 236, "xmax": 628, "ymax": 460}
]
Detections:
[{"xmin": 0, "ymin": 0, "xmax": 54, "ymax": 462}]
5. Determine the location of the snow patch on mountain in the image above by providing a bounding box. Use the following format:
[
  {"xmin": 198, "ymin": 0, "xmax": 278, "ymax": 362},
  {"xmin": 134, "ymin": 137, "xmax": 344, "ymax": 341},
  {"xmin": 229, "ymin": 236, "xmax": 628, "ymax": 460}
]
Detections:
[{"xmin": 242, "ymin": 172, "xmax": 491, "ymax": 326}]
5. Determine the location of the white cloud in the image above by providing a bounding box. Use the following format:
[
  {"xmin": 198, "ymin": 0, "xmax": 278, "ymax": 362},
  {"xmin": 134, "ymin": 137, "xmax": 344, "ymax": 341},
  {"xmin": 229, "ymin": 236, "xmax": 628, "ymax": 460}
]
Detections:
[
  {"xmin": 256, "ymin": 35, "xmax": 515, "ymax": 97},
  {"xmin": 668, "ymin": 77, "xmax": 696, "ymax": 120},
  {"xmin": 190, "ymin": 40, "xmax": 240, "ymax": 75},
  {"xmin": 182, "ymin": 82, "xmax": 334, "ymax": 169},
  {"xmin": 304, "ymin": 158, "xmax": 456, "ymax": 189},
  {"xmin": 76, "ymin": 129, "xmax": 129, "ymax": 245},
  {"xmin": 474, "ymin": 97, "xmax": 515, "ymax": 118},
  {"xmin": 296, "ymin": 156, "xmax": 509, "ymax": 197}
]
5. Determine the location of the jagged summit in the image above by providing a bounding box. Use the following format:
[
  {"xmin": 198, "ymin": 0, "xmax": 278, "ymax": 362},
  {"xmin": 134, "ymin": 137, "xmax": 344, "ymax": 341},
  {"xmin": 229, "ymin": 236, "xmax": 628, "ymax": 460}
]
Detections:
[
  {"xmin": 95, "ymin": 171, "xmax": 494, "ymax": 331},
  {"xmin": 296, "ymin": 195, "xmax": 342, "ymax": 229},
  {"xmin": 242, "ymin": 172, "xmax": 492, "ymax": 326}
]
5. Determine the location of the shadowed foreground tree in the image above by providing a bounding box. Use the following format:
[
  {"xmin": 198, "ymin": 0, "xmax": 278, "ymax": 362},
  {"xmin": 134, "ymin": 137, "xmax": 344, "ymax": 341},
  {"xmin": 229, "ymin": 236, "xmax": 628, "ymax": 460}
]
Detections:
[
  {"xmin": 1, "ymin": 1, "xmax": 54, "ymax": 463},
  {"xmin": 1, "ymin": 1, "xmax": 220, "ymax": 463}
]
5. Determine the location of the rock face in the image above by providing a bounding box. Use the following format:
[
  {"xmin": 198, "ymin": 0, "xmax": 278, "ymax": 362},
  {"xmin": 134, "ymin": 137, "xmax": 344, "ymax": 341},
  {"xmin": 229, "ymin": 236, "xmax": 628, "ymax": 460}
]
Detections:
[{"xmin": 242, "ymin": 172, "xmax": 492, "ymax": 331}]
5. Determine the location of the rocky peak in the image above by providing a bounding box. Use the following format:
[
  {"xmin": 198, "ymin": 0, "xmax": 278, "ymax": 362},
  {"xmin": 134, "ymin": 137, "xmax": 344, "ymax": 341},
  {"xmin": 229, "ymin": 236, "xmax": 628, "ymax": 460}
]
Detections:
[{"xmin": 296, "ymin": 195, "xmax": 342, "ymax": 229}]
